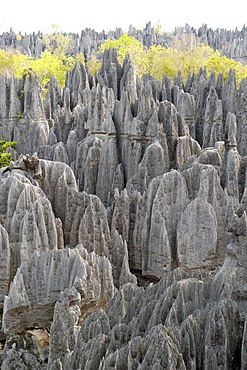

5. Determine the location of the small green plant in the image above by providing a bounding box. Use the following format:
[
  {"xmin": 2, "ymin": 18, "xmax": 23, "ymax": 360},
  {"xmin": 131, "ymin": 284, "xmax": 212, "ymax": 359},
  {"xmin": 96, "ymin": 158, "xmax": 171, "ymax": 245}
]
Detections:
[
  {"xmin": 17, "ymin": 112, "xmax": 22, "ymax": 118},
  {"xmin": 0, "ymin": 139, "xmax": 17, "ymax": 168},
  {"xmin": 18, "ymin": 90, "xmax": 25, "ymax": 98}
]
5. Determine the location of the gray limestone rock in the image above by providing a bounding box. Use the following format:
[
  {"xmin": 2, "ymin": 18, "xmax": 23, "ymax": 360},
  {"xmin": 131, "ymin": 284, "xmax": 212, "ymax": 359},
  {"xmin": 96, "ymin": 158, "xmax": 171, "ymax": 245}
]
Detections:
[
  {"xmin": 52, "ymin": 98, "xmax": 73, "ymax": 145},
  {"xmin": 221, "ymin": 68, "xmax": 237, "ymax": 119},
  {"xmin": 19, "ymin": 196, "xmax": 60, "ymax": 263},
  {"xmin": 132, "ymin": 170, "xmax": 190, "ymax": 277},
  {"xmin": 137, "ymin": 79, "xmax": 156, "ymax": 125},
  {"xmin": 126, "ymin": 140, "xmax": 169, "ymax": 194},
  {"xmin": 159, "ymin": 99, "xmax": 189, "ymax": 164},
  {"xmin": 176, "ymin": 90, "xmax": 196, "ymax": 138},
  {"xmin": 182, "ymin": 163, "xmax": 233, "ymax": 266},
  {"xmin": 1, "ymin": 346, "xmax": 43, "ymax": 370},
  {"xmin": 193, "ymin": 73, "xmax": 209, "ymax": 147},
  {"xmin": 64, "ymin": 266, "xmax": 242, "ymax": 369},
  {"xmin": 74, "ymin": 134, "xmax": 103, "ymax": 192},
  {"xmin": 0, "ymin": 75, "xmax": 22, "ymax": 142},
  {"xmin": 37, "ymin": 142, "xmax": 70, "ymax": 165},
  {"xmin": 0, "ymin": 170, "xmax": 59, "ymax": 283},
  {"xmin": 85, "ymin": 85, "xmax": 115, "ymax": 133},
  {"xmin": 45, "ymin": 74, "xmax": 63, "ymax": 121},
  {"xmin": 203, "ymin": 85, "xmax": 223, "ymax": 148},
  {"xmin": 209, "ymin": 99, "xmax": 223, "ymax": 148},
  {"xmin": 177, "ymin": 172, "xmax": 218, "ymax": 269},
  {"xmin": 0, "ymin": 224, "xmax": 10, "ymax": 335},
  {"xmin": 145, "ymin": 208, "xmax": 172, "ymax": 278},
  {"xmin": 237, "ymin": 79, "xmax": 247, "ymax": 156},
  {"xmin": 95, "ymin": 134, "xmax": 119, "ymax": 206},
  {"xmin": 203, "ymin": 299, "xmax": 241, "ymax": 370},
  {"xmin": 47, "ymin": 290, "xmax": 81, "ymax": 368},
  {"xmin": 119, "ymin": 56, "xmax": 138, "ymax": 105},
  {"xmin": 8, "ymin": 74, "xmax": 50, "ymax": 155},
  {"xmin": 225, "ymin": 148, "xmax": 241, "ymax": 201},
  {"xmin": 211, "ymin": 209, "xmax": 247, "ymax": 314},
  {"xmin": 111, "ymin": 188, "xmax": 130, "ymax": 243},
  {"xmin": 108, "ymin": 229, "xmax": 137, "ymax": 288},
  {"xmin": 241, "ymin": 314, "xmax": 247, "ymax": 370},
  {"xmin": 98, "ymin": 48, "xmax": 122, "ymax": 99},
  {"xmin": 175, "ymin": 135, "xmax": 201, "ymax": 169},
  {"xmin": 65, "ymin": 61, "xmax": 91, "ymax": 109},
  {"xmin": 223, "ymin": 112, "xmax": 241, "ymax": 201},
  {"xmin": 76, "ymin": 195, "xmax": 110, "ymax": 255},
  {"xmin": 37, "ymin": 158, "xmax": 78, "ymax": 210},
  {"xmin": 13, "ymin": 112, "xmax": 49, "ymax": 157},
  {"xmin": 2, "ymin": 245, "xmax": 115, "ymax": 335},
  {"xmin": 1, "ymin": 24, "xmax": 247, "ymax": 369}
]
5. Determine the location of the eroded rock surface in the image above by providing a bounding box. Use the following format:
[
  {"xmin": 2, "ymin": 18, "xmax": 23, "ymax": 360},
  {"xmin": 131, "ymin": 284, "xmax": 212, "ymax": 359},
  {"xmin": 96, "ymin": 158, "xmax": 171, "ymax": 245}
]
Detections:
[{"xmin": 0, "ymin": 27, "xmax": 247, "ymax": 368}]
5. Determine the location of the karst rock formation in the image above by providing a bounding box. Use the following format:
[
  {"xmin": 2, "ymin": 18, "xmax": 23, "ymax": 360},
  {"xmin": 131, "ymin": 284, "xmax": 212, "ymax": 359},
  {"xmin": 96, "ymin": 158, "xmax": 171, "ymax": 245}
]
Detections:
[
  {"xmin": 0, "ymin": 22, "xmax": 247, "ymax": 369},
  {"xmin": 1, "ymin": 22, "xmax": 247, "ymax": 64}
]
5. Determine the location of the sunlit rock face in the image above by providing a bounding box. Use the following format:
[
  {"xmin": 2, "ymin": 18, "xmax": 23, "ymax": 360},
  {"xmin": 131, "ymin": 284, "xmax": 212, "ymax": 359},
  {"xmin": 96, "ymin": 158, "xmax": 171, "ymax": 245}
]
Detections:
[{"xmin": 0, "ymin": 23, "xmax": 247, "ymax": 369}]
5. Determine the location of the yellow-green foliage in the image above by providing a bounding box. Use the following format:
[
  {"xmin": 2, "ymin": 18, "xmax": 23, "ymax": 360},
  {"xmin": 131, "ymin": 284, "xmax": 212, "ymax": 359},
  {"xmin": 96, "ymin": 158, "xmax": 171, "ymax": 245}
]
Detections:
[
  {"xmin": 0, "ymin": 139, "xmax": 17, "ymax": 168},
  {"xmin": 30, "ymin": 52, "xmax": 70, "ymax": 90},
  {"xmin": 99, "ymin": 33, "xmax": 247, "ymax": 84},
  {"xmin": 99, "ymin": 33, "xmax": 145, "ymax": 65},
  {"xmin": 0, "ymin": 29, "xmax": 76, "ymax": 93},
  {"xmin": 145, "ymin": 44, "xmax": 215, "ymax": 80},
  {"xmin": 207, "ymin": 50, "xmax": 247, "ymax": 83},
  {"xmin": 74, "ymin": 53, "xmax": 102, "ymax": 76},
  {"xmin": 10, "ymin": 53, "xmax": 33, "ymax": 78},
  {"xmin": 0, "ymin": 49, "xmax": 86, "ymax": 94},
  {"xmin": 99, "ymin": 33, "xmax": 149, "ymax": 78},
  {"xmin": 0, "ymin": 50, "xmax": 17, "ymax": 75},
  {"xmin": 0, "ymin": 50, "xmax": 71, "ymax": 92}
]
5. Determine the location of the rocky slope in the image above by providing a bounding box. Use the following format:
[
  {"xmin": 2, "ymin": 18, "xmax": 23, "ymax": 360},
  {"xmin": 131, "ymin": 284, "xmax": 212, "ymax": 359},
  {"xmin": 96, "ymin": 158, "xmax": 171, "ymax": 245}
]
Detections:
[{"xmin": 0, "ymin": 25, "xmax": 247, "ymax": 368}]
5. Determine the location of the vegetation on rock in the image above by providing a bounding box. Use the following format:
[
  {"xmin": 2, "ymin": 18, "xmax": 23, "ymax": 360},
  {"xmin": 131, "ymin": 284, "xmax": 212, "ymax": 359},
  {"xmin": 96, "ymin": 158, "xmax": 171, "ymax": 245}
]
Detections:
[
  {"xmin": 99, "ymin": 33, "xmax": 247, "ymax": 83},
  {"xmin": 0, "ymin": 139, "xmax": 17, "ymax": 167}
]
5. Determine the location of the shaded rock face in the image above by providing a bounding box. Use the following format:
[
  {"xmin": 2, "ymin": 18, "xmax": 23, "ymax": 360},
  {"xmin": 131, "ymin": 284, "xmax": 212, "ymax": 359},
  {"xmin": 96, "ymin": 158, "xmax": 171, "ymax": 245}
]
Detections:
[{"xmin": 0, "ymin": 29, "xmax": 247, "ymax": 368}]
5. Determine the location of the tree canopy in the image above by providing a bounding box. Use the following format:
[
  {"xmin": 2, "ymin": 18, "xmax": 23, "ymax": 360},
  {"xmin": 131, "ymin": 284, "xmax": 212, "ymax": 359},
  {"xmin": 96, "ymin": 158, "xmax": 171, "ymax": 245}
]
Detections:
[{"xmin": 0, "ymin": 139, "xmax": 17, "ymax": 168}]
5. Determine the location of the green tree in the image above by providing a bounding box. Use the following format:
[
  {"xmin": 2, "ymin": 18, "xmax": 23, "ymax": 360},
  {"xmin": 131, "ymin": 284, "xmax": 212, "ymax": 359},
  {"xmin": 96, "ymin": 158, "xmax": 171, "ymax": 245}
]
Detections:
[
  {"xmin": 99, "ymin": 33, "xmax": 147, "ymax": 76},
  {"xmin": 208, "ymin": 50, "xmax": 247, "ymax": 84},
  {"xmin": 41, "ymin": 24, "xmax": 73, "ymax": 59},
  {"xmin": 30, "ymin": 52, "xmax": 69, "ymax": 91},
  {"xmin": 0, "ymin": 50, "xmax": 16, "ymax": 75},
  {"xmin": 0, "ymin": 48, "xmax": 76, "ymax": 94},
  {"xmin": 0, "ymin": 139, "xmax": 17, "ymax": 168},
  {"xmin": 11, "ymin": 52, "xmax": 34, "ymax": 78}
]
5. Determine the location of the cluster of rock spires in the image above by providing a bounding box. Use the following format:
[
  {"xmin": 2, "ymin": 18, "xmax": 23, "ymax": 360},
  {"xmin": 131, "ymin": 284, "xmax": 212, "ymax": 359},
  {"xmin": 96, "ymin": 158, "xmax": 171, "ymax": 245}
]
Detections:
[
  {"xmin": 1, "ymin": 21, "xmax": 247, "ymax": 64},
  {"xmin": 173, "ymin": 23, "xmax": 247, "ymax": 64},
  {"xmin": 0, "ymin": 24, "xmax": 247, "ymax": 369}
]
